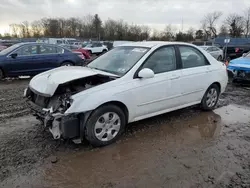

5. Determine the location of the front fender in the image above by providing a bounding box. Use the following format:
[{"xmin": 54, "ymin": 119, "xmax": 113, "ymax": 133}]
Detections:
[{"xmin": 64, "ymin": 93, "xmax": 134, "ymax": 121}]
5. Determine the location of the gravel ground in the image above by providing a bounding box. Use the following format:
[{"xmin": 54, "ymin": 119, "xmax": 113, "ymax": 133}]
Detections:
[{"xmin": 0, "ymin": 79, "xmax": 249, "ymax": 188}]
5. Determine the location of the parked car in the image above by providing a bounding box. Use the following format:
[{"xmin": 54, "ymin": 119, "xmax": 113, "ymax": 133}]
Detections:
[
  {"xmin": 61, "ymin": 44, "xmax": 91, "ymax": 59},
  {"xmin": 227, "ymin": 52, "xmax": 250, "ymax": 83},
  {"xmin": 83, "ymin": 43, "xmax": 108, "ymax": 54},
  {"xmin": 25, "ymin": 41, "xmax": 228, "ymax": 147},
  {"xmin": 200, "ymin": 46, "xmax": 224, "ymax": 61},
  {"xmin": 0, "ymin": 44, "xmax": 7, "ymax": 51},
  {"xmin": 223, "ymin": 45, "xmax": 250, "ymax": 60},
  {"xmin": 0, "ymin": 42, "xmax": 84, "ymax": 79}
]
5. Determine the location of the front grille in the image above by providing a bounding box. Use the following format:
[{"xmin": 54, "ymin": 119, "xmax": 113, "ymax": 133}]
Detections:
[{"xmin": 28, "ymin": 88, "xmax": 50, "ymax": 108}]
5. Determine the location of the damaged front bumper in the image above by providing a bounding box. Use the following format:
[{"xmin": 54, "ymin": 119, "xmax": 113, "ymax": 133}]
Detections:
[
  {"xmin": 227, "ymin": 69, "xmax": 250, "ymax": 83},
  {"xmin": 27, "ymin": 99, "xmax": 81, "ymax": 140}
]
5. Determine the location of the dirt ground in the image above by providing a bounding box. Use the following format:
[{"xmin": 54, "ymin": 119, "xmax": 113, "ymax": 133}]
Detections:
[{"xmin": 0, "ymin": 79, "xmax": 250, "ymax": 188}]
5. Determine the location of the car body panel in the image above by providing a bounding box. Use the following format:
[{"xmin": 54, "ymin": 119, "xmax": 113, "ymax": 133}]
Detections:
[
  {"xmin": 200, "ymin": 46, "xmax": 223, "ymax": 60},
  {"xmin": 27, "ymin": 41, "xmax": 228, "ymax": 129},
  {"xmin": 227, "ymin": 56, "xmax": 250, "ymax": 81}
]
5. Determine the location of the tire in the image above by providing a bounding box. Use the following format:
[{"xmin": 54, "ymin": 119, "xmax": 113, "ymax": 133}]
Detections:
[
  {"xmin": 85, "ymin": 104, "xmax": 126, "ymax": 147},
  {"xmin": 201, "ymin": 84, "xmax": 220, "ymax": 111},
  {"xmin": 61, "ymin": 62, "xmax": 73, "ymax": 66},
  {"xmin": 217, "ymin": 55, "xmax": 222, "ymax": 61},
  {"xmin": 0, "ymin": 69, "xmax": 4, "ymax": 80},
  {"xmin": 102, "ymin": 49, "xmax": 108, "ymax": 53}
]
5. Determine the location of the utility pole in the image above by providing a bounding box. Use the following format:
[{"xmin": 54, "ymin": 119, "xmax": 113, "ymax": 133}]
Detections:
[{"xmin": 181, "ymin": 17, "xmax": 184, "ymax": 32}]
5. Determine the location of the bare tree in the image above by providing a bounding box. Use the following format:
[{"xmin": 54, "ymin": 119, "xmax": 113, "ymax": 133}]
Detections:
[
  {"xmin": 225, "ymin": 14, "xmax": 244, "ymax": 37},
  {"xmin": 201, "ymin": 11, "xmax": 222, "ymax": 38},
  {"xmin": 31, "ymin": 21, "xmax": 42, "ymax": 37},
  {"xmin": 9, "ymin": 24, "xmax": 19, "ymax": 37},
  {"xmin": 219, "ymin": 25, "xmax": 228, "ymax": 36},
  {"xmin": 162, "ymin": 24, "xmax": 176, "ymax": 41},
  {"xmin": 243, "ymin": 7, "xmax": 250, "ymax": 37}
]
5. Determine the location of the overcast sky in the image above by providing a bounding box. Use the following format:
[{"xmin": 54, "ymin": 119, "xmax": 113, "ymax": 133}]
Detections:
[{"xmin": 0, "ymin": 0, "xmax": 250, "ymax": 34}]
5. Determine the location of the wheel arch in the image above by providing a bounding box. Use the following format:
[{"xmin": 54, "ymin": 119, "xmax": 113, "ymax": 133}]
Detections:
[
  {"xmin": 211, "ymin": 82, "xmax": 221, "ymax": 93},
  {"xmin": 0, "ymin": 66, "xmax": 5, "ymax": 78},
  {"xmin": 96, "ymin": 101, "xmax": 129, "ymax": 124},
  {"xmin": 61, "ymin": 60, "xmax": 75, "ymax": 66}
]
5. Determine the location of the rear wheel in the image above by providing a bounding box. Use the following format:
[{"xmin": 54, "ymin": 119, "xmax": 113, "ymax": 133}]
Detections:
[
  {"xmin": 85, "ymin": 104, "xmax": 126, "ymax": 147},
  {"xmin": 201, "ymin": 84, "xmax": 220, "ymax": 111},
  {"xmin": 61, "ymin": 62, "xmax": 73, "ymax": 66}
]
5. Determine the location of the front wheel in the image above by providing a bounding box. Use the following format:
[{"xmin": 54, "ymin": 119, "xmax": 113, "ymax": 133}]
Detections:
[
  {"xmin": 85, "ymin": 105, "xmax": 126, "ymax": 147},
  {"xmin": 61, "ymin": 62, "xmax": 73, "ymax": 66},
  {"xmin": 201, "ymin": 84, "xmax": 220, "ymax": 111}
]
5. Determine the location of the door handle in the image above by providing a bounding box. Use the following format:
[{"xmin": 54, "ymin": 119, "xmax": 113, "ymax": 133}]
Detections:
[{"xmin": 170, "ymin": 75, "xmax": 180, "ymax": 80}]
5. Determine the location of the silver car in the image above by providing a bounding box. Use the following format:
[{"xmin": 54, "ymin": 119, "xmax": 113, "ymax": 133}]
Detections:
[{"xmin": 200, "ymin": 46, "xmax": 223, "ymax": 61}]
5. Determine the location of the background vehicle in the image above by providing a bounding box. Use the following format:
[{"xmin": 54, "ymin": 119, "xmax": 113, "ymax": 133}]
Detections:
[
  {"xmin": 223, "ymin": 45, "xmax": 250, "ymax": 60},
  {"xmin": 83, "ymin": 42, "xmax": 108, "ymax": 54},
  {"xmin": 227, "ymin": 52, "xmax": 250, "ymax": 83},
  {"xmin": 0, "ymin": 42, "xmax": 84, "ymax": 79},
  {"xmin": 61, "ymin": 44, "xmax": 91, "ymax": 59},
  {"xmin": 200, "ymin": 46, "xmax": 224, "ymax": 61},
  {"xmin": 26, "ymin": 41, "xmax": 228, "ymax": 147}
]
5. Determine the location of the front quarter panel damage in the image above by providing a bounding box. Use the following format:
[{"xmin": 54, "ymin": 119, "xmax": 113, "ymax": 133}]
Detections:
[{"xmin": 26, "ymin": 74, "xmax": 117, "ymax": 141}]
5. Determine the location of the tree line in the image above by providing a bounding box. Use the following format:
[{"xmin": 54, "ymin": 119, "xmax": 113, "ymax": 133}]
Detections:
[{"xmin": 1, "ymin": 7, "xmax": 250, "ymax": 42}]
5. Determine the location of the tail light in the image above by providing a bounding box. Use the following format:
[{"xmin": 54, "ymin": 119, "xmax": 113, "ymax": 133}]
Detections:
[
  {"xmin": 78, "ymin": 54, "xmax": 85, "ymax": 60},
  {"xmin": 235, "ymin": 48, "xmax": 239, "ymax": 53}
]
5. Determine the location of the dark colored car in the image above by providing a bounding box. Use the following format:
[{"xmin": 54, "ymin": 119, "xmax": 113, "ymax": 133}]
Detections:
[
  {"xmin": 0, "ymin": 42, "xmax": 84, "ymax": 79},
  {"xmin": 224, "ymin": 45, "xmax": 250, "ymax": 60}
]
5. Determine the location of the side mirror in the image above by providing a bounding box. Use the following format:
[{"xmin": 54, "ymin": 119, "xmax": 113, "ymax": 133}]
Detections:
[
  {"xmin": 10, "ymin": 53, "xmax": 17, "ymax": 59},
  {"xmin": 138, "ymin": 68, "xmax": 154, "ymax": 79}
]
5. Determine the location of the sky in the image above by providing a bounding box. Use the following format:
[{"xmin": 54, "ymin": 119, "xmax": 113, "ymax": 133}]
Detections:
[{"xmin": 0, "ymin": 0, "xmax": 250, "ymax": 34}]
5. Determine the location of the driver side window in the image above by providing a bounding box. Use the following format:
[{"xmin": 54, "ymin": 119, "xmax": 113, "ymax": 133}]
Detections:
[
  {"xmin": 15, "ymin": 45, "xmax": 38, "ymax": 56},
  {"xmin": 141, "ymin": 46, "xmax": 177, "ymax": 74}
]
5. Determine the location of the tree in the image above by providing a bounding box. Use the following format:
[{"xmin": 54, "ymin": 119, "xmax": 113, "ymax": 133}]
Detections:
[
  {"xmin": 243, "ymin": 7, "xmax": 250, "ymax": 37},
  {"xmin": 22, "ymin": 21, "xmax": 30, "ymax": 37},
  {"xmin": 31, "ymin": 21, "xmax": 42, "ymax": 37},
  {"xmin": 195, "ymin": 30, "xmax": 204, "ymax": 39},
  {"xmin": 92, "ymin": 14, "xmax": 102, "ymax": 40},
  {"xmin": 225, "ymin": 14, "xmax": 244, "ymax": 37},
  {"xmin": 219, "ymin": 25, "xmax": 228, "ymax": 36},
  {"xmin": 9, "ymin": 24, "xmax": 19, "ymax": 38},
  {"xmin": 201, "ymin": 11, "xmax": 222, "ymax": 38},
  {"xmin": 161, "ymin": 24, "xmax": 175, "ymax": 41}
]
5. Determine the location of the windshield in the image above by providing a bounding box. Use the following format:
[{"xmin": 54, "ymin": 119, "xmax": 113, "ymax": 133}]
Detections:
[
  {"xmin": 85, "ymin": 44, "xmax": 93, "ymax": 48},
  {"xmin": 0, "ymin": 43, "xmax": 22, "ymax": 55},
  {"xmin": 87, "ymin": 46, "xmax": 149, "ymax": 76}
]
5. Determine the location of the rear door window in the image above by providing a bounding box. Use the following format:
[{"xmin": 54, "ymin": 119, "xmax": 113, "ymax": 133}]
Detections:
[
  {"xmin": 179, "ymin": 46, "xmax": 209, "ymax": 69},
  {"xmin": 40, "ymin": 45, "xmax": 57, "ymax": 54}
]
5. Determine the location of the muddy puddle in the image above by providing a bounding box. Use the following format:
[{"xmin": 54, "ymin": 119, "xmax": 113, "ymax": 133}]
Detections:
[{"xmin": 3, "ymin": 104, "xmax": 249, "ymax": 188}]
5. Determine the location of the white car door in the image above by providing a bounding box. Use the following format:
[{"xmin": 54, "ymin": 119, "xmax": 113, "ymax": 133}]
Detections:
[
  {"xmin": 131, "ymin": 46, "xmax": 183, "ymax": 119},
  {"xmin": 177, "ymin": 45, "xmax": 213, "ymax": 105},
  {"xmin": 95, "ymin": 43, "xmax": 103, "ymax": 53}
]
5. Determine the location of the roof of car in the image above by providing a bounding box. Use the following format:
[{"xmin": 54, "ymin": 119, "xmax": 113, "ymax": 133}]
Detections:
[{"xmin": 120, "ymin": 41, "xmax": 196, "ymax": 48}]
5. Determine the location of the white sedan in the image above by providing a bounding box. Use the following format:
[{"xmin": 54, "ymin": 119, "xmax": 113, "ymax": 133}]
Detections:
[{"xmin": 25, "ymin": 41, "xmax": 228, "ymax": 146}]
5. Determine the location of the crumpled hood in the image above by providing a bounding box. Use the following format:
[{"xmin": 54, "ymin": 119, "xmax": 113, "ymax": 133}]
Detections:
[
  {"xmin": 228, "ymin": 57, "xmax": 250, "ymax": 71},
  {"xmin": 29, "ymin": 66, "xmax": 117, "ymax": 96}
]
